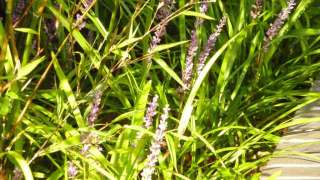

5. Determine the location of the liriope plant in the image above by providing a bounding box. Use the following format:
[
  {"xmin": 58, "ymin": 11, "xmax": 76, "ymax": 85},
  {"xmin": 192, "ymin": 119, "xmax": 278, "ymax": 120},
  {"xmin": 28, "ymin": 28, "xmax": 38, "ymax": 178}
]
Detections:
[{"xmin": 0, "ymin": 0, "xmax": 319, "ymax": 179}]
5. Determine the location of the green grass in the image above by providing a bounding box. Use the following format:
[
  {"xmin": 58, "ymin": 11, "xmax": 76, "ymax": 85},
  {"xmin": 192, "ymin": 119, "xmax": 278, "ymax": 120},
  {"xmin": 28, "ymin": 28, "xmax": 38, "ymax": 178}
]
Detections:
[{"xmin": 1, "ymin": 0, "xmax": 320, "ymax": 179}]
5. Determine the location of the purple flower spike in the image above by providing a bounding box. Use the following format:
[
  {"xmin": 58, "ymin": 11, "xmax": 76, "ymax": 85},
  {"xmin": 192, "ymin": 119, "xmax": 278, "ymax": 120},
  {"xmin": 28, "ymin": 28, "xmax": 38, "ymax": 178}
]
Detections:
[
  {"xmin": 88, "ymin": 91, "xmax": 102, "ymax": 126},
  {"xmin": 197, "ymin": 16, "xmax": 227, "ymax": 75},
  {"xmin": 182, "ymin": 30, "xmax": 198, "ymax": 90},
  {"xmin": 141, "ymin": 105, "xmax": 170, "ymax": 180},
  {"xmin": 200, "ymin": 1, "xmax": 208, "ymax": 14},
  {"xmin": 144, "ymin": 95, "xmax": 159, "ymax": 129},
  {"xmin": 149, "ymin": 23, "xmax": 167, "ymax": 53},
  {"xmin": 147, "ymin": 22, "xmax": 168, "ymax": 63},
  {"xmin": 147, "ymin": 0, "xmax": 175, "ymax": 63},
  {"xmin": 196, "ymin": 1, "xmax": 209, "ymax": 26},
  {"xmin": 263, "ymin": 0, "xmax": 296, "ymax": 51},
  {"xmin": 135, "ymin": 95, "xmax": 159, "ymax": 145},
  {"xmin": 75, "ymin": 13, "xmax": 86, "ymax": 30},
  {"xmin": 81, "ymin": 144, "xmax": 91, "ymax": 154},
  {"xmin": 250, "ymin": 0, "xmax": 263, "ymax": 19},
  {"xmin": 181, "ymin": 1, "xmax": 209, "ymax": 91},
  {"xmin": 67, "ymin": 162, "xmax": 78, "ymax": 178}
]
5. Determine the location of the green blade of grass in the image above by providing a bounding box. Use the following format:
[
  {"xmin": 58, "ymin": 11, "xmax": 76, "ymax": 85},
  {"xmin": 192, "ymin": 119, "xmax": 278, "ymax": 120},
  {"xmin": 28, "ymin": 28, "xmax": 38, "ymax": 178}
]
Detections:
[
  {"xmin": 52, "ymin": 52, "xmax": 85, "ymax": 127},
  {"xmin": 6, "ymin": 151, "xmax": 34, "ymax": 180},
  {"xmin": 132, "ymin": 80, "xmax": 151, "ymax": 125},
  {"xmin": 165, "ymin": 133, "xmax": 178, "ymax": 172},
  {"xmin": 180, "ymin": 11, "xmax": 215, "ymax": 20},
  {"xmin": 16, "ymin": 56, "xmax": 45, "ymax": 80},
  {"xmin": 87, "ymin": 13, "xmax": 109, "ymax": 39},
  {"xmin": 14, "ymin": 28, "xmax": 38, "ymax": 35},
  {"xmin": 150, "ymin": 40, "xmax": 188, "ymax": 54},
  {"xmin": 153, "ymin": 57, "xmax": 184, "ymax": 87}
]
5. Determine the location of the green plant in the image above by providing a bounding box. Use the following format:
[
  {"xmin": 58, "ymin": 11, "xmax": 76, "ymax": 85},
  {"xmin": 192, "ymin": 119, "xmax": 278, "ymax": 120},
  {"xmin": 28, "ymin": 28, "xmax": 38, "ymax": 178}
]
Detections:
[{"xmin": 0, "ymin": 0, "xmax": 320, "ymax": 179}]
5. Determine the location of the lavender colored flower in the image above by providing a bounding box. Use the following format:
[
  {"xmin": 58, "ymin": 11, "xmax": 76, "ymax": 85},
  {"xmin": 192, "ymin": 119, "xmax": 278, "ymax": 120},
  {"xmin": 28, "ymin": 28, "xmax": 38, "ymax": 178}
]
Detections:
[
  {"xmin": 135, "ymin": 95, "xmax": 159, "ymax": 145},
  {"xmin": 196, "ymin": 1, "xmax": 209, "ymax": 26},
  {"xmin": 141, "ymin": 105, "xmax": 170, "ymax": 180},
  {"xmin": 182, "ymin": 30, "xmax": 198, "ymax": 90},
  {"xmin": 88, "ymin": 91, "xmax": 102, "ymax": 126},
  {"xmin": 81, "ymin": 144, "xmax": 91, "ymax": 154},
  {"xmin": 197, "ymin": 16, "xmax": 226, "ymax": 75},
  {"xmin": 263, "ymin": 0, "xmax": 296, "ymax": 51},
  {"xmin": 199, "ymin": 1, "xmax": 208, "ymax": 14},
  {"xmin": 147, "ymin": 22, "xmax": 168, "ymax": 63},
  {"xmin": 80, "ymin": 132, "xmax": 100, "ymax": 155},
  {"xmin": 67, "ymin": 162, "xmax": 78, "ymax": 178},
  {"xmin": 149, "ymin": 23, "xmax": 168, "ymax": 51},
  {"xmin": 147, "ymin": 0, "xmax": 174, "ymax": 63},
  {"xmin": 181, "ymin": 1, "xmax": 209, "ymax": 91},
  {"xmin": 75, "ymin": 13, "xmax": 86, "ymax": 30},
  {"xmin": 144, "ymin": 95, "xmax": 159, "ymax": 129},
  {"xmin": 250, "ymin": 0, "xmax": 263, "ymax": 19}
]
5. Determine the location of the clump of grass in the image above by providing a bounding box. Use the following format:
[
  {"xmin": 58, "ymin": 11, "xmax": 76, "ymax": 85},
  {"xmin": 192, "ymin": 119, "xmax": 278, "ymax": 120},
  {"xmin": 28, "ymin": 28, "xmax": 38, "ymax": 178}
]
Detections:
[{"xmin": 0, "ymin": 0, "xmax": 319, "ymax": 179}]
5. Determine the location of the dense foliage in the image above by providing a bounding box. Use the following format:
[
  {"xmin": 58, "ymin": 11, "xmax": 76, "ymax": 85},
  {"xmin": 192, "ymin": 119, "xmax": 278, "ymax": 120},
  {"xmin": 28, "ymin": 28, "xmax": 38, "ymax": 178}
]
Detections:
[{"xmin": 0, "ymin": 0, "xmax": 320, "ymax": 179}]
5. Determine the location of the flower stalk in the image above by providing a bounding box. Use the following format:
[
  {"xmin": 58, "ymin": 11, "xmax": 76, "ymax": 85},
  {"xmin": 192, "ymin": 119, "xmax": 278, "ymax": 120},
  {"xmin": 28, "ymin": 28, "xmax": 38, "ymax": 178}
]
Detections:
[
  {"xmin": 141, "ymin": 105, "xmax": 170, "ymax": 180},
  {"xmin": 67, "ymin": 161, "xmax": 78, "ymax": 178},
  {"xmin": 182, "ymin": 1, "xmax": 209, "ymax": 91},
  {"xmin": 144, "ymin": 95, "xmax": 159, "ymax": 129},
  {"xmin": 88, "ymin": 91, "xmax": 102, "ymax": 126},
  {"xmin": 250, "ymin": 0, "xmax": 263, "ymax": 19},
  {"xmin": 135, "ymin": 95, "xmax": 159, "ymax": 143},
  {"xmin": 197, "ymin": 16, "xmax": 226, "ymax": 75},
  {"xmin": 263, "ymin": 0, "xmax": 296, "ymax": 50},
  {"xmin": 182, "ymin": 29, "xmax": 198, "ymax": 90},
  {"xmin": 147, "ymin": 0, "xmax": 174, "ymax": 63}
]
